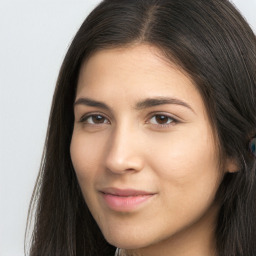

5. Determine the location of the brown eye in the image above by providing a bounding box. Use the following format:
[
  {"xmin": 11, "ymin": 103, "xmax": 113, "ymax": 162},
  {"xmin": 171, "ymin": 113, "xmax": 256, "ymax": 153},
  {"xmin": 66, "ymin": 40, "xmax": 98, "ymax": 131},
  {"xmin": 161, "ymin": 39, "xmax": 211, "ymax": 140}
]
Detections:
[
  {"xmin": 82, "ymin": 114, "xmax": 109, "ymax": 124},
  {"xmin": 149, "ymin": 115, "xmax": 174, "ymax": 125},
  {"xmin": 92, "ymin": 115, "xmax": 106, "ymax": 124}
]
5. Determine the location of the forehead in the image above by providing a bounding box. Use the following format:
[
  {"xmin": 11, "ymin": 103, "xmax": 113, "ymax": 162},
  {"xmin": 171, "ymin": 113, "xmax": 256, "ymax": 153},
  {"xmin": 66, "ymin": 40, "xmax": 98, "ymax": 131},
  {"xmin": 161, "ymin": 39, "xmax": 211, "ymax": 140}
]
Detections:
[{"xmin": 76, "ymin": 44, "xmax": 198, "ymax": 100}]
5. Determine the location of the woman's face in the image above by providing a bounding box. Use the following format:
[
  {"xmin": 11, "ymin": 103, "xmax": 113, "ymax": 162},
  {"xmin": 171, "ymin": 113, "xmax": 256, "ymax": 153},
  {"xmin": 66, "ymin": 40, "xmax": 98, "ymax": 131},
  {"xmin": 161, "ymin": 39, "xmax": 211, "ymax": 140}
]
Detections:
[{"xmin": 70, "ymin": 44, "xmax": 230, "ymax": 253}]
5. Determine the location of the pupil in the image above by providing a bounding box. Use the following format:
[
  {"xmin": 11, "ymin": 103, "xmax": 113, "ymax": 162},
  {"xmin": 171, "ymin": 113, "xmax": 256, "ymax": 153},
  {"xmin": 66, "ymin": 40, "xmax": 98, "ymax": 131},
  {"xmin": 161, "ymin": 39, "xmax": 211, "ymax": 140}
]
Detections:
[
  {"xmin": 156, "ymin": 115, "xmax": 168, "ymax": 124},
  {"xmin": 93, "ymin": 115, "xmax": 104, "ymax": 123}
]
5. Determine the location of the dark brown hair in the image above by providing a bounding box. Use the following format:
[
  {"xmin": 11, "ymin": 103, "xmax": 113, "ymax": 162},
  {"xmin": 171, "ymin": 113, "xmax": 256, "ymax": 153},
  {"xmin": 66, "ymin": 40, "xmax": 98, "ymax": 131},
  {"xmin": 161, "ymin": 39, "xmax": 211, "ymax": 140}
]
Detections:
[{"xmin": 26, "ymin": 0, "xmax": 256, "ymax": 255}]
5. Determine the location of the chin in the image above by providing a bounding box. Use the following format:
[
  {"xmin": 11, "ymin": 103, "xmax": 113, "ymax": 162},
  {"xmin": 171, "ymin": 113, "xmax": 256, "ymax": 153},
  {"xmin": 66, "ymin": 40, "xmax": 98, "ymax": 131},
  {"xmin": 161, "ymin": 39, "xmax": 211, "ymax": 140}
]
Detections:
[{"xmin": 103, "ymin": 231, "xmax": 152, "ymax": 250}]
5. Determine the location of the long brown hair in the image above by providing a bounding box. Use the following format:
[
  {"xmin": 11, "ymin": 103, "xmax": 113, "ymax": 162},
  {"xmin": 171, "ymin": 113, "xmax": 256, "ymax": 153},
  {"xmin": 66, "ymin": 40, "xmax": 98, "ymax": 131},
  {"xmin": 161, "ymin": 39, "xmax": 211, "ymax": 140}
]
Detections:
[{"xmin": 26, "ymin": 0, "xmax": 256, "ymax": 255}]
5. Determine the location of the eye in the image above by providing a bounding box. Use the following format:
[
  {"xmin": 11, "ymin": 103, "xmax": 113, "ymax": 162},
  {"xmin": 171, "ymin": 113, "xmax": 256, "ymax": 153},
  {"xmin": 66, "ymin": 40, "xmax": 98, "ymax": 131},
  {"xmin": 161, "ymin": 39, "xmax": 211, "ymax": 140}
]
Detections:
[
  {"xmin": 148, "ymin": 114, "xmax": 175, "ymax": 126},
  {"xmin": 80, "ymin": 114, "xmax": 110, "ymax": 125}
]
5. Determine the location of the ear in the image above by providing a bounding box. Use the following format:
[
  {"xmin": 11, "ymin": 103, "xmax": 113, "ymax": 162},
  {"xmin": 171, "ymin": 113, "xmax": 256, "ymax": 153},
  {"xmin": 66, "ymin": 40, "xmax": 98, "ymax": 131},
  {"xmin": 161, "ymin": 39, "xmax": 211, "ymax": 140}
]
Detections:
[{"xmin": 225, "ymin": 158, "xmax": 239, "ymax": 173}]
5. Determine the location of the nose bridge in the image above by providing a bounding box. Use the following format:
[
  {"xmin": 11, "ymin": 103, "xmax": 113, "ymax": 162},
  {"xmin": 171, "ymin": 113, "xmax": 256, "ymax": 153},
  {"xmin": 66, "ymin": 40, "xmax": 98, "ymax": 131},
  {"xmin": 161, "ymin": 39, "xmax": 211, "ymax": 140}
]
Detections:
[{"xmin": 105, "ymin": 121, "xmax": 144, "ymax": 174}]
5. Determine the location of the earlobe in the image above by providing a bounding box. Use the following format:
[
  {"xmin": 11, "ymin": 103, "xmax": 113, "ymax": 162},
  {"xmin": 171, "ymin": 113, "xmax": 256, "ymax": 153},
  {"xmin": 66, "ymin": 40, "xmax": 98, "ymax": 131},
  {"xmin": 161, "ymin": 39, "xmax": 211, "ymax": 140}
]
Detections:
[{"xmin": 225, "ymin": 158, "xmax": 239, "ymax": 173}]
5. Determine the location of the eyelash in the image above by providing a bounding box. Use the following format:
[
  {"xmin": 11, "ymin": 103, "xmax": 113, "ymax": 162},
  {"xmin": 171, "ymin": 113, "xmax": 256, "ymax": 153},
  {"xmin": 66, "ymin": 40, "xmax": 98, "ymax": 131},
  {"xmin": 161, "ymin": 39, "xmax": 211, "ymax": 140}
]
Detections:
[
  {"xmin": 146, "ymin": 114, "xmax": 177, "ymax": 128},
  {"xmin": 79, "ymin": 113, "xmax": 110, "ymax": 125},
  {"xmin": 79, "ymin": 112, "xmax": 178, "ymax": 128}
]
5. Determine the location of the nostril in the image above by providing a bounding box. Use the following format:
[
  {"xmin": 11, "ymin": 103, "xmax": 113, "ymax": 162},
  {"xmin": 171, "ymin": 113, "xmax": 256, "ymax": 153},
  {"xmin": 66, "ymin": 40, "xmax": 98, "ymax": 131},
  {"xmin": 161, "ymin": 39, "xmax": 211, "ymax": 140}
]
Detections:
[{"xmin": 105, "ymin": 155, "xmax": 144, "ymax": 174}]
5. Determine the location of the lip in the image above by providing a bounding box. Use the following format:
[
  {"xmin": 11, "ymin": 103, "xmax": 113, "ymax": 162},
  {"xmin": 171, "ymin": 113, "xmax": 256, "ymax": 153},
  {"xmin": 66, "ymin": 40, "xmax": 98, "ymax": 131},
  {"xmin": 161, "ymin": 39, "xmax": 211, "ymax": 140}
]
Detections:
[{"xmin": 99, "ymin": 188, "xmax": 156, "ymax": 212}]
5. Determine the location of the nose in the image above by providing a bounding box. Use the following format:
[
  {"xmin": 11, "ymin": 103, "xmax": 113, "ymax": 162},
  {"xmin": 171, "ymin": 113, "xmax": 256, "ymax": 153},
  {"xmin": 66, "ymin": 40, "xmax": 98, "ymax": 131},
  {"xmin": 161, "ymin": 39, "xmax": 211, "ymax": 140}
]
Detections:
[{"xmin": 104, "ymin": 125, "xmax": 145, "ymax": 174}]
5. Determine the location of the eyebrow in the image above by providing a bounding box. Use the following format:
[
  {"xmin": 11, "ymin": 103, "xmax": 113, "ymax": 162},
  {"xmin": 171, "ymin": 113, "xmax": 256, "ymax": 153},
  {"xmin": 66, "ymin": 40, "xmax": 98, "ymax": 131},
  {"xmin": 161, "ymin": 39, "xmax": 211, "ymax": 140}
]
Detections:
[
  {"xmin": 74, "ymin": 97, "xmax": 110, "ymax": 110},
  {"xmin": 135, "ymin": 97, "xmax": 194, "ymax": 113},
  {"xmin": 74, "ymin": 96, "xmax": 194, "ymax": 113}
]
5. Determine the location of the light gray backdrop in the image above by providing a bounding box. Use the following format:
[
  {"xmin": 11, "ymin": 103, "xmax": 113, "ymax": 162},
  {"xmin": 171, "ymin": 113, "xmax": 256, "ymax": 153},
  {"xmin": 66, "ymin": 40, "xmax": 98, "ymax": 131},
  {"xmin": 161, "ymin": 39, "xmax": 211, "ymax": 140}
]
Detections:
[{"xmin": 0, "ymin": 1, "xmax": 255, "ymax": 255}]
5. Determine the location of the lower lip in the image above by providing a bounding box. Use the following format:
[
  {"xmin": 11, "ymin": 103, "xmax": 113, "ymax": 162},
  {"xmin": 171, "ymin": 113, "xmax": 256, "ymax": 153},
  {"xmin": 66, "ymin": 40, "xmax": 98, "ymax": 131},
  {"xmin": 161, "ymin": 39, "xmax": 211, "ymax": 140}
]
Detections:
[{"xmin": 101, "ymin": 193, "xmax": 154, "ymax": 211}]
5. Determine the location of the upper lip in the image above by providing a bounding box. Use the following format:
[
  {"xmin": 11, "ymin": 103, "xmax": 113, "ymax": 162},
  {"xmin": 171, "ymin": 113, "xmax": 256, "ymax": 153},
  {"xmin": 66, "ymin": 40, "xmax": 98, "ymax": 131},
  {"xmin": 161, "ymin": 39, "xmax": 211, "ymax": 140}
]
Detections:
[{"xmin": 100, "ymin": 187, "xmax": 155, "ymax": 197}]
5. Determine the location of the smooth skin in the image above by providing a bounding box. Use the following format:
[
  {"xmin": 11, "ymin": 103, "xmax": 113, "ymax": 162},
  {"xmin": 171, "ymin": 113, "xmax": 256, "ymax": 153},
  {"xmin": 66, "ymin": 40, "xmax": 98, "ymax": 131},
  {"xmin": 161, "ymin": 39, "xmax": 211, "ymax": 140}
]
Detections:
[{"xmin": 70, "ymin": 44, "xmax": 235, "ymax": 256}]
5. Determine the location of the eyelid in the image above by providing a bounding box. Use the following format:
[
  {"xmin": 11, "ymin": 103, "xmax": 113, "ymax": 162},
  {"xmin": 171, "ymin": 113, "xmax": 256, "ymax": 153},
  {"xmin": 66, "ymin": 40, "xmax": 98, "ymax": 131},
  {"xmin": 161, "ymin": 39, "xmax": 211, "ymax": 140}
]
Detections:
[
  {"xmin": 145, "ymin": 112, "xmax": 180, "ymax": 127},
  {"xmin": 78, "ymin": 112, "xmax": 111, "ymax": 124}
]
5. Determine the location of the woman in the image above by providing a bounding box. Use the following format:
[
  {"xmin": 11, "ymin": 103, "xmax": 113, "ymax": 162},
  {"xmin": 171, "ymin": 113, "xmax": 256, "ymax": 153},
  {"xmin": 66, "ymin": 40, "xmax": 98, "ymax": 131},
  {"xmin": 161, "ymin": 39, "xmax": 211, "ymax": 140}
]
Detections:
[{"xmin": 26, "ymin": 0, "xmax": 256, "ymax": 255}]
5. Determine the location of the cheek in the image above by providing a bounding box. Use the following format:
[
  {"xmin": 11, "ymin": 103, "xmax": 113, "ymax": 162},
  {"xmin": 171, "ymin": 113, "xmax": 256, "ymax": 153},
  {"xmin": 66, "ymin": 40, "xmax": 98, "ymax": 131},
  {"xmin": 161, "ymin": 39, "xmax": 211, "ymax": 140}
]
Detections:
[
  {"xmin": 70, "ymin": 132, "xmax": 102, "ymax": 184},
  {"xmin": 144, "ymin": 129, "xmax": 222, "ymax": 232},
  {"xmin": 147, "ymin": 125, "xmax": 221, "ymax": 196}
]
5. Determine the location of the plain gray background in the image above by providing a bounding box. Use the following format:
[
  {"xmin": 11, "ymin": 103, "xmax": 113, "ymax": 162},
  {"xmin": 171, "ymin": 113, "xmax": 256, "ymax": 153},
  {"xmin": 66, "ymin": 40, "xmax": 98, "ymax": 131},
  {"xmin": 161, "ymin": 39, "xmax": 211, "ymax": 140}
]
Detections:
[{"xmin": 0, "ymin": 1, "xmax": 255, "ymax": 255}]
